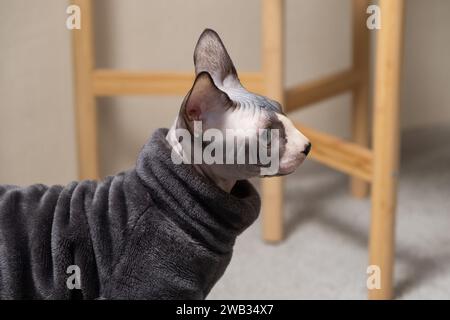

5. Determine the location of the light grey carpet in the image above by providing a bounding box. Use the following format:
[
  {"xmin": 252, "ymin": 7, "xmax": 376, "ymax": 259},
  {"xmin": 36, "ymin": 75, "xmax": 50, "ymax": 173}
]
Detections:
[{"xmin": 208, "ymin": 126, "xmax": 450, "ymax": 300}]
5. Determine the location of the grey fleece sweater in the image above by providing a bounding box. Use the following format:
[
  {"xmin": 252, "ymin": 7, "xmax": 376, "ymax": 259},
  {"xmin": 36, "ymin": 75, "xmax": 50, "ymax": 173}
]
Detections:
[{"xmin": 0, "ymin": 128, "xmax": 260, "ymax": 299}]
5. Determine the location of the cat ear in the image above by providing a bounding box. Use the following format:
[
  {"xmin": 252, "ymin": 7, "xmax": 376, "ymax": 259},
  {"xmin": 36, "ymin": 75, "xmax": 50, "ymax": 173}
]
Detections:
[
  {"xmin": 183, "ymin": 71, "xmax": 233, "ymax": 121},
  {"xmin": 193, "ymin": 29, "xmax": 240, "ymax": 87}
]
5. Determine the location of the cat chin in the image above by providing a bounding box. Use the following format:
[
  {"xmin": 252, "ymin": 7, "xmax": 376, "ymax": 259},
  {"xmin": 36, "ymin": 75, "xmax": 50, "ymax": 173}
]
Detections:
[{"xmin": 277, "ymin": 155, "xmax": 306, "ymax": 175}]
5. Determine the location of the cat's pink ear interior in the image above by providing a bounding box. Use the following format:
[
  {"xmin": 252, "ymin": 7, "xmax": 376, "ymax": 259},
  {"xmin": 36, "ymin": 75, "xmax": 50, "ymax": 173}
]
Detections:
[{"xmin": 184, "ymin": 72, "xmax": 232, "ymax": 122}]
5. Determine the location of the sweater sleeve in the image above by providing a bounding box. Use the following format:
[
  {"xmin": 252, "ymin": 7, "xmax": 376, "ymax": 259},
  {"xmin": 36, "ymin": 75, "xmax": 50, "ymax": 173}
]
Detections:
[{"xmin": 0, "ymin": 169, "xmax": 150, "ymax": 299}]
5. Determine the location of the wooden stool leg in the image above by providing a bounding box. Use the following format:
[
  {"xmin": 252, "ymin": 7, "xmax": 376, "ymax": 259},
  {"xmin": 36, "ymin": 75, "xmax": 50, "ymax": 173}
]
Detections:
[
  {"xmin": 72, "ymin": 0, "xmax": 99, "ymax": 180},
  {"xmin": 368, "ymin": 0, "xmax": 404, "ymax": 300},
  {"xmin": 261, "ymin": 0, "xmax": 284, "ymax": 242},
  {"xmin": 261, "ymin": 178, "xmax": 284, "ymax": 242},
  {"xmin": 350, "ymin": 0, "xmax": 370, "ymax": 198}
]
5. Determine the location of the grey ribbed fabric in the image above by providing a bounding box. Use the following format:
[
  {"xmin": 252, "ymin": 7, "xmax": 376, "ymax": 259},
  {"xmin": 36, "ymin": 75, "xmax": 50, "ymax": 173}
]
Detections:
[{"xmin": 0, "ymin": 128, "xmax": 260, "ymax": 299}]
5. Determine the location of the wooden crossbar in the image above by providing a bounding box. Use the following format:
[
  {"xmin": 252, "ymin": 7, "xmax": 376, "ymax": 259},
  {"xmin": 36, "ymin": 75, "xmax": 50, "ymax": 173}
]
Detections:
[
  {"xmin": 92, "ymin": 70, "xmax": 266, "ymax": 96},
  {"xmin": 285, "ymin": 69, "xmax": 360, "ymax": 112},
  {"xmin": 295, "ymin": 123, "xmax": 373, "ymax": 182}
]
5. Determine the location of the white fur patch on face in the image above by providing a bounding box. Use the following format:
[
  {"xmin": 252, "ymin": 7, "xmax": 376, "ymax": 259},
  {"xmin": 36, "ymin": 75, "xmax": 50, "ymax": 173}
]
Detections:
[{"xmin": 276, "ymin": 113, "xmax": 310, "ymax": 174}]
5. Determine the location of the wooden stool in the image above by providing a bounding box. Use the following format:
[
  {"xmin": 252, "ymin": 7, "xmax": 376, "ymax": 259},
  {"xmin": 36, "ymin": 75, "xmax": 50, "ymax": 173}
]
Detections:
[
  {"xmin": 72, "ymin": 0, "xmax": 404, "ymax": 299},
  {"xmin": 260, "ymin": 0, "xmax": 405, "ymax": 300}
]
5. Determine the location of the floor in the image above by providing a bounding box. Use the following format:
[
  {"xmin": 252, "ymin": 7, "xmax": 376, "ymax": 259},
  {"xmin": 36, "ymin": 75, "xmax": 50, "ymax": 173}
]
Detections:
[{"xmin": 208, "ymin": 126, "xmax": 450, "ymax": 300}]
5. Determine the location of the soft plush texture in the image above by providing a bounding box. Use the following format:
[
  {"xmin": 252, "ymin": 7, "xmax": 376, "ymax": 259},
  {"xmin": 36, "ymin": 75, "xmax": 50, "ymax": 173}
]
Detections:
[{"xmin": 0, "ymin": 128, "xmax": 260, "ymax": 299}]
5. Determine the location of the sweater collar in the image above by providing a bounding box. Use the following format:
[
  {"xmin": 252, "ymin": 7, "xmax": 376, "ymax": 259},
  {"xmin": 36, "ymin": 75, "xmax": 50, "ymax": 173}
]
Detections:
[{"xmin": 135, "ymin": 129, "xmax": 261, "ymax": 248}]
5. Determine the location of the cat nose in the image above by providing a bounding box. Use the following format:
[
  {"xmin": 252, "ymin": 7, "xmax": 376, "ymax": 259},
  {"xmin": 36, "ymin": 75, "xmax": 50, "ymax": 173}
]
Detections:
[{"xmin": 302, "ymin": 143, "xmax": 312, "ymax": 156}]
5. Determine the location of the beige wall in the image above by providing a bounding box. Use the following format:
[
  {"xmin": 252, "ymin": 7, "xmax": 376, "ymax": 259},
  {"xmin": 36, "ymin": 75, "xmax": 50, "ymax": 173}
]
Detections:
[
  {"xmin": 1, "ymin": 0, "xmax": 449, "ymax": 185},
  {"xmin": 0, "ymin": 0, "xmax": 76, "ymax": 185}
]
